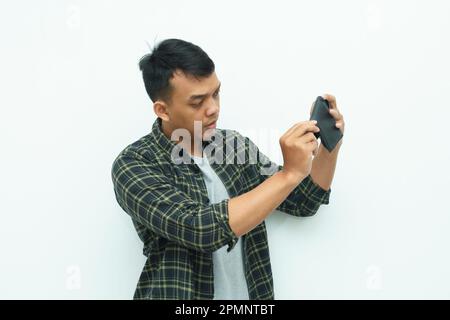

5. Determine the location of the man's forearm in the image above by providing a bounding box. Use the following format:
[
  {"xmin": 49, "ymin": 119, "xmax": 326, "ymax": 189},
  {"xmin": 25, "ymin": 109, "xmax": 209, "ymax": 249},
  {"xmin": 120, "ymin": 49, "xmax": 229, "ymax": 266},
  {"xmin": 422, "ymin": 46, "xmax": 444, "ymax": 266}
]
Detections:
[
  {"xmin": 310, "ymin": 141, "xmax": 342, "ymax": 191},
  {"xmin": 228, "ymin": 170, "xmax": 301, "ymax": 237}
]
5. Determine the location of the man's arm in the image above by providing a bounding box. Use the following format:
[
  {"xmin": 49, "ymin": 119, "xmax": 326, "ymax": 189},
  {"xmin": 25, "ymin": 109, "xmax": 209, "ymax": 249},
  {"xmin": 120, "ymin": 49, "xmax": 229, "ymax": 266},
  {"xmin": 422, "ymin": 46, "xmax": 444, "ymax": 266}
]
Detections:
[
  {"xmin": 228, "ymin": 170, "xmax": 302, "ymax": 237},
  {"xmin": 112, "ymin": 122, "xmax": 320, "ymax": 253},
  {"xmin": 237, "ymin": 131, "xmax": 331, "ymax": 218},
  {"xmin": 227, "ymin": 121, "xmax": 326, "ymax": 236},
  {"xmin": 310, "ymin": 141, "xmax": 341, "ymax": 191},
  {"xmin": 309, "ymin": 93, "xmax": 345, "ymax": 191},
  {"xmin": 112, "ymin": 150, "xmax": 304, "ymax": 253}
]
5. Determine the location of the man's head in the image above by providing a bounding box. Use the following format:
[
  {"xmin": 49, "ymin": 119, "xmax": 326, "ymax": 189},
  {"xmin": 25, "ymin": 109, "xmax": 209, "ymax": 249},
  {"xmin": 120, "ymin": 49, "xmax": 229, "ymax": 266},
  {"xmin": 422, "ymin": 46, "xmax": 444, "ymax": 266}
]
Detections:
[{"xmin": 139, "ymin": 39, "xmax": 220, "ymax": 144}]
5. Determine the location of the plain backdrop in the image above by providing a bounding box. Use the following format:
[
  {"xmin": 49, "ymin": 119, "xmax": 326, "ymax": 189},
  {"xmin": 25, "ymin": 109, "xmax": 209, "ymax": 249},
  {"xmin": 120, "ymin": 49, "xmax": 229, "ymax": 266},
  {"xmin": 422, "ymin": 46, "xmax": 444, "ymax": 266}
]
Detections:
[{"xmin": 1, "ymin": 0, "xmax": 450, "ymax": 299}]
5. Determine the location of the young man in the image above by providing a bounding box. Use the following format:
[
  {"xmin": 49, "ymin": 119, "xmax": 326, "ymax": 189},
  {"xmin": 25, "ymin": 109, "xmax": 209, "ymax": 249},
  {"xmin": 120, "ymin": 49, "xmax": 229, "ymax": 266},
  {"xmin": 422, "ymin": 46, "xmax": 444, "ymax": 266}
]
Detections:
[{"xmin": 111, "ymin": 39, "xmax": 344, "ymax": 300}]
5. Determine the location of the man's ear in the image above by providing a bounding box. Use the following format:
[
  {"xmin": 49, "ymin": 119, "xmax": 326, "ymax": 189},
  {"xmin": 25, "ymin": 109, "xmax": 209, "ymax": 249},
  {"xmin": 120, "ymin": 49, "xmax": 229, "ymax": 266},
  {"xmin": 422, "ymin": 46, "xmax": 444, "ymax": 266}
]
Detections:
[{"xmin": 153, "ymin": 100, "xmax": 170, "ymax": 121}]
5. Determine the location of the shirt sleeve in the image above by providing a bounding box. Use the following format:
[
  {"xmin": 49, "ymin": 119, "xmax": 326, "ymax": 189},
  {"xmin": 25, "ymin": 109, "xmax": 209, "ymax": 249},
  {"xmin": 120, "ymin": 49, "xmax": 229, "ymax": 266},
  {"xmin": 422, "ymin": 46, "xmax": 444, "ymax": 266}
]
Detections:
[
  {"xmin": 111, "ymin": 151, "xmax": 239, "ymax": 253},
  {"xmin": 242, "ymin": 132, "xmax": 331, "ymax": 217}
]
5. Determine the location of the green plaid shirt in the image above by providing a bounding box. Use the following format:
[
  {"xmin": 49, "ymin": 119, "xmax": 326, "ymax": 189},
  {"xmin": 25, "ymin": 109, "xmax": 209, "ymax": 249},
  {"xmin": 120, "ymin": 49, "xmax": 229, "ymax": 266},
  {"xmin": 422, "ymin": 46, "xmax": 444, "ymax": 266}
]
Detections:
[{"xmin": 111, "ymin": 117, "xmax": 331, "ymax": 300}]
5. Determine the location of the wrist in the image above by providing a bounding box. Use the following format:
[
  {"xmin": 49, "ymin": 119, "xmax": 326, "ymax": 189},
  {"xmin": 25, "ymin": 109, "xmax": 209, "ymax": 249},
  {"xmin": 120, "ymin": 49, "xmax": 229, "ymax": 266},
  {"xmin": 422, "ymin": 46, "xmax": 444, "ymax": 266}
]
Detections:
[
  {"xmin": 279, "ymin": 170, "xmax": 306, "ymax": 186},
  {"xmin": 319, "ymin": 139, "xmax": 342, "ymax": 156}
]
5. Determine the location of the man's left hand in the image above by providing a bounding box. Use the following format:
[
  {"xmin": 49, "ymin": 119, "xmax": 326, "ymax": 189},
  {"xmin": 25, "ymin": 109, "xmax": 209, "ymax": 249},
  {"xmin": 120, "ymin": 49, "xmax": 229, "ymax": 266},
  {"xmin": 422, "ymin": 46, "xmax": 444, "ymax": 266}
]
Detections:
[{"xmin": 309, "ymin": 93, "xmax": 345, "ymax": 154}]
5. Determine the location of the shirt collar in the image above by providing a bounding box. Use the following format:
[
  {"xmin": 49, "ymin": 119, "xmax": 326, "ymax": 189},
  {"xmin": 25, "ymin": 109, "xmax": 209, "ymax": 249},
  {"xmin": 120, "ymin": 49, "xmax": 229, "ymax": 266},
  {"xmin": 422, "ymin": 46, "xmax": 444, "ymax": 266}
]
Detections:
[{"xmin": 152, "ymin": 117, "xmax": 178, "ymax": 153}]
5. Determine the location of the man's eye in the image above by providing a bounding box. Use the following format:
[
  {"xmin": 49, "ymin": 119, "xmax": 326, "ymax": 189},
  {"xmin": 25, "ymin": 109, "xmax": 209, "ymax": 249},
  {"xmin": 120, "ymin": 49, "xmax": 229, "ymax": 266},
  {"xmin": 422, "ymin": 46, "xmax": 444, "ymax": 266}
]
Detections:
[
  {"xmin": 213, "ymin": 90, "xmax": 220, "ymax": 98},
  {"xmin": 191, "ymin": 101, "xmax": 203, "ymax": 108}
]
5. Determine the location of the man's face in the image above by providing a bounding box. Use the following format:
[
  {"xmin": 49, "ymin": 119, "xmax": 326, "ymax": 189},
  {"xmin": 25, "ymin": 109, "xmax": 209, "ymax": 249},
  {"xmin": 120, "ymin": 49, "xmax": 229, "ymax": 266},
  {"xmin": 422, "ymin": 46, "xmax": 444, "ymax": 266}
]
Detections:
[{"xmin": 164, "ymin": 70, "xmax": 221, "ymax": 141}]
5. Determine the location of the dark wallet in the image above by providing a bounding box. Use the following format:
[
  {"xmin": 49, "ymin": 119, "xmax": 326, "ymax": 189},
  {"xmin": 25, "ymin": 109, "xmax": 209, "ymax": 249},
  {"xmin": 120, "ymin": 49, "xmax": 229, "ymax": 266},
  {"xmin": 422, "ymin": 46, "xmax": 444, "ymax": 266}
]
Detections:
[{"xmin": 309, "ymin": 96, "xmax": 343, "ymax": 152}]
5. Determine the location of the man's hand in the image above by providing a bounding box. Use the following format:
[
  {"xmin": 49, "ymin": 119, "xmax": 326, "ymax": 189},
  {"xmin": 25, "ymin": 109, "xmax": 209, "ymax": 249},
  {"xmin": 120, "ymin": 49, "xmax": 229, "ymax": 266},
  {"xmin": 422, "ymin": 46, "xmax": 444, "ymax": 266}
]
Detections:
[
  {"xmin": 309, "ymin": 93, "xmax": 345, "ymax": 153},
  {"xmin": 279, "ymin": 120, "xmax": 320, "ymax": 183}
]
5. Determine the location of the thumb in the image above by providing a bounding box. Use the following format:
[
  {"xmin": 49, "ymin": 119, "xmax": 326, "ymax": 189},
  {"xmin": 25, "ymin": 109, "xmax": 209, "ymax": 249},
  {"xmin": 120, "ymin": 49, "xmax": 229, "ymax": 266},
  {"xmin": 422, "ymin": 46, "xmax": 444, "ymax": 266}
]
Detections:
[{"xmin": 313, "ymin": 144, "xmax": 319, "ymax": 157}]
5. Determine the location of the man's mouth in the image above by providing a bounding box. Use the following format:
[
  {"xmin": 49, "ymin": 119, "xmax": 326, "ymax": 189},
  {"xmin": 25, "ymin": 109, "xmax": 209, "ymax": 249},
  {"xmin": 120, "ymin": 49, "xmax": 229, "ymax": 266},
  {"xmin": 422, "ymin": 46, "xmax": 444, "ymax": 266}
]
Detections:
[{"xmin": 205, "ymin": 120, "xmax": 217, "ymax": 129}]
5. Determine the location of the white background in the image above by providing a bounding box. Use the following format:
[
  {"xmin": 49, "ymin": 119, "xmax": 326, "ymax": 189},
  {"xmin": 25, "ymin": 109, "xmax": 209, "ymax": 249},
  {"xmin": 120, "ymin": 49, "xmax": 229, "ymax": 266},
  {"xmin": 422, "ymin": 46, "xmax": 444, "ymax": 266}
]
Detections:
[{"xmin": 1, "ymin": 0, "xmax": 450, "ymax": 299}]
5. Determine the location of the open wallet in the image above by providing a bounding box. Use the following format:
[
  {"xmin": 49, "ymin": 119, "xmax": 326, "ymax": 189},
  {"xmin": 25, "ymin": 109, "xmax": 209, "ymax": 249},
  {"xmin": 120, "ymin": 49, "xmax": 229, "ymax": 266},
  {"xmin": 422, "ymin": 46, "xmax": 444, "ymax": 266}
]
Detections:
[{"xmin": 309, "ymin": 96, "xmax": 343, "ymax": 152}]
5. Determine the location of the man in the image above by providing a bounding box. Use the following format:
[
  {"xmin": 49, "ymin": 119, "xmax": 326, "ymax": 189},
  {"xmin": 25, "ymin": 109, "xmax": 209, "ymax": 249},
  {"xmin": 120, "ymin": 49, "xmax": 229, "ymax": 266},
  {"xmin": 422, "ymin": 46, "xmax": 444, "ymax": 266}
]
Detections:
[{"xmin": 111, "ymin": 38, "xmax": 345, "ymax": 300}]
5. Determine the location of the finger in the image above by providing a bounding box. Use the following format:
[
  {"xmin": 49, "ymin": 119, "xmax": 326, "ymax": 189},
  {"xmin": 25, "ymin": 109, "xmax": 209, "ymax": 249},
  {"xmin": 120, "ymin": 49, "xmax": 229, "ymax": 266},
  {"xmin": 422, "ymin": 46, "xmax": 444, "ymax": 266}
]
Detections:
[
  {"xmin": 298, "ymin": 132, "xmax": 317, "ymax": 144},
  {"xmin": 335, "ymin": 122, "xmax": 344, "ymax": 129},
  {"xmin": 306, "ymin": 139, "xmax": 319, "ymax": 157},
  {"xmin": 292, "ymin": 124, "xmax": 320, "ymax": 140},
  {"xmin": 312, "ymin": 140, "xmax": 319, "ymax": 155},
  {"xmin": 323, "ymin": 93, "xmax": 337, "ymax": 110},
  {"xmin": 329, "ymin": 108, "xmax": 342, "ymax": 119},
  {"xmin": 283, "ymin": 121, "xmax": 307, "ymax": 137},
  {"xmin": 313, "ymin": 146, "xmax": 319, "ymax": 156},
  {"xmin": 286, "ymin": 121, "xmax": 318, "ymax": 138}
]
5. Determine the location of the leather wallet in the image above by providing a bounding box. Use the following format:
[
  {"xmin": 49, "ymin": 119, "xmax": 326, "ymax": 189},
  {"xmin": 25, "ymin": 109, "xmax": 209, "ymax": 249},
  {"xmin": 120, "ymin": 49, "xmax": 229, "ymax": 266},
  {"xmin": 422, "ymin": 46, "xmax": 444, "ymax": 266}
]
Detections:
[{"xmin": 309, "ymin": 96, "xmax": 343, "ymax": 152}]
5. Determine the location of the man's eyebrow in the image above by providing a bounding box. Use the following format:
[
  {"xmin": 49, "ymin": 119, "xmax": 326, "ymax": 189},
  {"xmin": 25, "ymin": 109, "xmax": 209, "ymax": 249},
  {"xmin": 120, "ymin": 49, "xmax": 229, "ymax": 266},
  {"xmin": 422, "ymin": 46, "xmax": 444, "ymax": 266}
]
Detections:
[{"xmin": 188, "ymin": 82, "xmax": 221, "ymax": 102}]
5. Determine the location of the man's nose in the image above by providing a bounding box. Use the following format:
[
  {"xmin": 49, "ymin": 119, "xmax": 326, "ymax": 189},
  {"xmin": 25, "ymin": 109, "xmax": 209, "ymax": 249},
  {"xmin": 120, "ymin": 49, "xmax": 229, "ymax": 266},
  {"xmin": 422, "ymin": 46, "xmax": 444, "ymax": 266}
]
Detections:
[{"xmin": 205, "ymin": 100, "xmax": 219, "ymax": 117}]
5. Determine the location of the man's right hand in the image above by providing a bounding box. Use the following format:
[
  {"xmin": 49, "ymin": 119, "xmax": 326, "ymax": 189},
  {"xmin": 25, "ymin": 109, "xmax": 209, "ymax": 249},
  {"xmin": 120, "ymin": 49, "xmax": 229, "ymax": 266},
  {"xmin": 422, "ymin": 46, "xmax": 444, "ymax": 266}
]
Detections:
[{"xmin": 279, "ymin": 120, "xmax": 320, "ymax": 184}]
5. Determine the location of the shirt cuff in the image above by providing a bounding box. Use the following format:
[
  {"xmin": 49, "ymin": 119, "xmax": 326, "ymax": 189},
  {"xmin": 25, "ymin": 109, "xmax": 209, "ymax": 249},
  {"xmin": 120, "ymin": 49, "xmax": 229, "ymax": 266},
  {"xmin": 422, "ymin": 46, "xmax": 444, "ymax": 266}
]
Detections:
[
  {"xmin": 213, "ymin": 198, "xmax": 239, "ymax": 252},
  {"xmin": 299, "ymin": 174, "xmax": 331, "ymax": 205}
]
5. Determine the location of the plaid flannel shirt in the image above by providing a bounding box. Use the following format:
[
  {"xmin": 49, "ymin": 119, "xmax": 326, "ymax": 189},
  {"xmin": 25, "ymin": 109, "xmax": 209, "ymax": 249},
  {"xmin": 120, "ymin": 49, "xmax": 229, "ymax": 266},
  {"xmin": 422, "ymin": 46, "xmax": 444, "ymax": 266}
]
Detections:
[{"xmin": 111, "ymin": 117, "xmax": 331, "ymax": 300}]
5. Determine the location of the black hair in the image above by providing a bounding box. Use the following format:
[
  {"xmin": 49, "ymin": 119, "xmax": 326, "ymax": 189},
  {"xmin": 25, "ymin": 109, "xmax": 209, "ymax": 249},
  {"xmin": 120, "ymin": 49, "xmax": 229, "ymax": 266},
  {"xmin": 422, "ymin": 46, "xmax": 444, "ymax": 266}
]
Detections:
[{"xmin": 138, "ymin": 39, "xmax": 215, "ymax": 103}]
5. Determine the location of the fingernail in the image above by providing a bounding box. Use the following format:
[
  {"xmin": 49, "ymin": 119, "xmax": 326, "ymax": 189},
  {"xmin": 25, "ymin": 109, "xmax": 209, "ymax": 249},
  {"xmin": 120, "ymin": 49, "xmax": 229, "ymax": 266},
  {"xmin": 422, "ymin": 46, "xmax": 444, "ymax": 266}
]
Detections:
[{"xmin": 312, "ymin": 120, "xmax": 317, "ymax": 124}]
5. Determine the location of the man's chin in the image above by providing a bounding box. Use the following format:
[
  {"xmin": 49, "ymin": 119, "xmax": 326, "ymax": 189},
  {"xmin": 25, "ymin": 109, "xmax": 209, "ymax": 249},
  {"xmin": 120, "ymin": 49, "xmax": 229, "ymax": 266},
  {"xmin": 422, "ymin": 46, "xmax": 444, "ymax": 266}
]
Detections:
[{"xmin": 202, "ymin": 127, "xmax": 216, "ymax": 140}]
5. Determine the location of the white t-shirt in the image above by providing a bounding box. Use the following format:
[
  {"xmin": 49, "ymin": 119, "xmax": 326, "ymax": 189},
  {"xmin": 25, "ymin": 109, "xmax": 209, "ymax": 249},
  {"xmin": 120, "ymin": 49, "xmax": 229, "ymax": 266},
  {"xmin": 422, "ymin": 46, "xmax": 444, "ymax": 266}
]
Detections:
[{"xmin": 191, "ymin": 154, "xmax": 250, "ymax": 300}]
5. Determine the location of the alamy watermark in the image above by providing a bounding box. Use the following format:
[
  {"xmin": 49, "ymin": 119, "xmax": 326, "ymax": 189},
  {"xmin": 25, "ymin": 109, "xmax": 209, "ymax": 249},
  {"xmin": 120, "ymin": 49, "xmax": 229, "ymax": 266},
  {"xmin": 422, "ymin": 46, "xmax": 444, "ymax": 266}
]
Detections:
[{"xmin": 169, "ymin": 120, "xmax": 280, "ymax": 176}]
